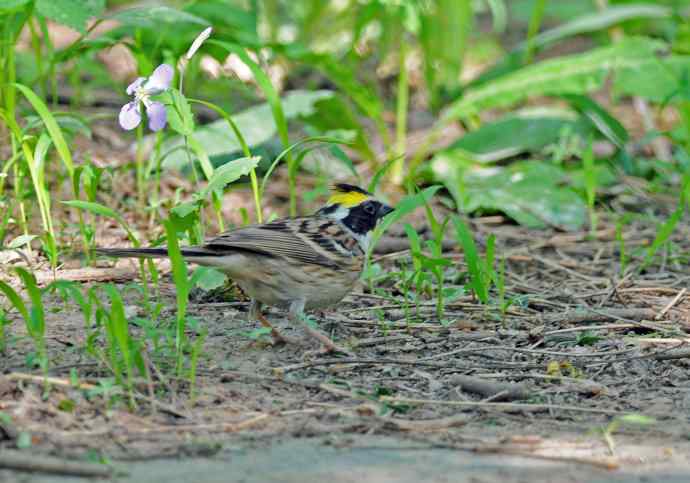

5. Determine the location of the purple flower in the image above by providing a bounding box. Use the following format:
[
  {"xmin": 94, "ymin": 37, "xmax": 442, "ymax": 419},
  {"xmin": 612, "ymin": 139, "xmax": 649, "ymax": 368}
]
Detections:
[{"xmin": 118, "ymin": 64, "xmax": 173, "ymax": 132}]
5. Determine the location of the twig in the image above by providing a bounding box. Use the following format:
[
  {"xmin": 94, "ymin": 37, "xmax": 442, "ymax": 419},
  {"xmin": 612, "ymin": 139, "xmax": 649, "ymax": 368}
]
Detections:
[
  {"xmin": 274, "ymin": 356, "xmax": 542, "ymax": 375},
  {"xmin": 377, "ymin": 396, "xmax": 627, "ymax": 415},
  {"xmin": 545, "ymin": 324, "xmax": 637, "ymax": 336},
  {"xmin": 655, "ymin": 288, "xmax": 686, "ymax": 320},
  {"xmin": 422, "ymin": 345, "xmax": 637, "ymax": 361},
  {"xmin": 448, "ymin": 375, "xmax": 531, "ymax": 402},
  {"xmin": 542, "ymin": 308, "xmax": 657, "ymax": 325},
  {"xmin": 0, "ymin": 450, "xmax": 113, "ymax": 477}
]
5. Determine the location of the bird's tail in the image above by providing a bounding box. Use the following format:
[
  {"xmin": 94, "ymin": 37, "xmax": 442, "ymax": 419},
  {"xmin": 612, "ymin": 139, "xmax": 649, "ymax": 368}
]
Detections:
[{"xmin": 95, "ymin": 247, "xmax": 215, "ymax": 259}]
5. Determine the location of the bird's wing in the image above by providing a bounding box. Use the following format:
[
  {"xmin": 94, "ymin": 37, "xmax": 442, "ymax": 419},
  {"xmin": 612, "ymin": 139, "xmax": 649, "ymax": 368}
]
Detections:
[{"xmin": 202, "ymin": 217, "xmax": 350, "ymax": 268}]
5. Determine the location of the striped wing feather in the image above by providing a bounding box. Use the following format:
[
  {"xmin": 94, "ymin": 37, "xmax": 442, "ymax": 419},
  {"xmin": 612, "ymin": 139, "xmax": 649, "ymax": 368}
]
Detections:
[{"xmin": 203, "ymin": 217, "xmax": 341, "ymax": 268}]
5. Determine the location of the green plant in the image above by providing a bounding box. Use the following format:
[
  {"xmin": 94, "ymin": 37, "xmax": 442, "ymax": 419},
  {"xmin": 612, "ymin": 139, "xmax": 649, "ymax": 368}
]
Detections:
[
  {"xmin": 453, "ymin": 217, "xmax": 495, "ymax": 304},
  {"xmin": 0, "ymin": 268, "xmax": 48, "ymax": 373}
]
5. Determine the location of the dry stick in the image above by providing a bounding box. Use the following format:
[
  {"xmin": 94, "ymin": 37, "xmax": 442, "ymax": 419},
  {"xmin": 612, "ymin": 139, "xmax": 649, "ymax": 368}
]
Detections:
[
  {"xmin": 422, "ymin": 345, "xmax": 638, "ymax": 361},
  {"xmin": 542, "ymin": 307, "xmax": 657, "ymax": 325},
  {"xmin": 275, "ymin": 357, "xmax": 542, "ymax": 375},
  {"xmin": 545, "ymin": 324, "xmax": 637, "ymax": 336},
  {"xmin": 377, "ymin": 396, "xmax": 626, "ymax": 416},
  {"xmin": 655, "ymin": 288, "xmax": 687, "ymax": 320},
  {"xmin": 531, "ymin": 255, "xmax": 606, "ymax": 283},
  {"xmin": 448, "ymin": 375, "xmax": 531, "ymax": 402},
  {"xmin": 0, "ymin": 450, "xmax": 113, "ymax": 478},
  {"xmin": 583, "ymin": 307, "xmax": 674, "ymax": 334}
]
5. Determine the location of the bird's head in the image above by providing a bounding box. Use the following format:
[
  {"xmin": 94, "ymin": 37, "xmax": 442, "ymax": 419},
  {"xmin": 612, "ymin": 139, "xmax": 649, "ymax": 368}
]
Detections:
[{"xmin": 318, "ymin": 184, "xmax": 394, "ymax": 244}]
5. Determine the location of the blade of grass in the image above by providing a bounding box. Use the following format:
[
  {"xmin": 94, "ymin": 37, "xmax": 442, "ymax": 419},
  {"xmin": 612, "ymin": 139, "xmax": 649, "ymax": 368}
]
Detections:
[
  {"xmin": 453, "ymin": 216, "xmax": 488, "ymax": 303},
  {"xmin": 164, "ymin": 219, "xmax": 190, "ymax": 376}
]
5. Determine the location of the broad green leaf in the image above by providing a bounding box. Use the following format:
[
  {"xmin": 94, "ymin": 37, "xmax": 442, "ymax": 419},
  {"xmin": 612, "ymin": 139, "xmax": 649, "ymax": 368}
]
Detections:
[
  {"xmin": 433, "ymin": 155, "xmax": 586, "ymax": 230},
  {"xmin": 107, "ymin": 6, "xmax": 208, "ymax": 28},
  {"xmin": 210, "ymin": 40, "xmax": 290, "ymax": 165},
  {"xmin": 190, "ymin": 267, "xmax": 227, "ymax": 291},
  {"xmin": 522, "ymin": 4, "xmax": 669, "ymax": 52},
  {"xmin": 36, "ymin": 0, "xmax": 104, "ymax": 33},
  {"xmin": 162, "ymin": 90, "xmax": 333, "ymax": 170},
  {"xmin": 447, "ymin": 112, "xmax": 585, "ymax": 163},
  {"xmin": 203, "ymin": 156, "xmax": 261, "ymax": 196},
  {"xmin": 444, "ymin": 37, "xmax": 664, "ymax": 121},
  {"xmin": 0, "ymin": 0, "xmax": 32, "ymax": 11},
  {"xmin": 613, "ymin": 56, "xmax": 690, "ymax": 103}
]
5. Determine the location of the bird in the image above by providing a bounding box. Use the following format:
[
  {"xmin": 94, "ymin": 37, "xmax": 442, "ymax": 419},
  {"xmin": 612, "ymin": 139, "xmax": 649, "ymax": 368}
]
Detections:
[{"xmin": 95, "ymin": 184, "xmax": 394, "ymax": 354}]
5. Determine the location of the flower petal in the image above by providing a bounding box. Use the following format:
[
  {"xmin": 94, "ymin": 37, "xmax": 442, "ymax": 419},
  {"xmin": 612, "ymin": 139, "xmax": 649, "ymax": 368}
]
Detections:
[
  {"xmin": 118, "ymin": 101, "xmax": 141, "ymax": 130},
  {"xmin": 146, "ymin": 102, "xmax": 167, "ymax": 131},
  {"xmin": 185, "ymin": 26, "xmax": 213, "ymax": 60},
  {"xmin": 143, "ymin": 64, "xmax": 174, "ymax": 94},
  {"xmin": 126, "ymin": 77, "xmax": 146, "ymax": 95}
]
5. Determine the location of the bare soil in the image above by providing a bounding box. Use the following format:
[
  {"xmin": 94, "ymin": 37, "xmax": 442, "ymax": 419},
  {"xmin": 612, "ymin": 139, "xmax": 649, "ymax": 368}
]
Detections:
[{"xmin": 2, "ymin": 190, "xmax": 690, "ymax": 481}]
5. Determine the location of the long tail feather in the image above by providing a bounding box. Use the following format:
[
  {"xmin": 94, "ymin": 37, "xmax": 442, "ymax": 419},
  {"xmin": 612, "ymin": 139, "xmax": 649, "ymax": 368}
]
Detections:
[{"xmin": 95, "ymin": 247, "xmax": 216, "ymax": 259}]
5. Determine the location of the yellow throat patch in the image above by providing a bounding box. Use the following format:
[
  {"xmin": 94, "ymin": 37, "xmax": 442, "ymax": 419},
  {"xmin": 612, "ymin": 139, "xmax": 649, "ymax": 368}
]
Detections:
[{"xmin": 327, "ymin": 189, "xmax": 369, "ymax": 208}]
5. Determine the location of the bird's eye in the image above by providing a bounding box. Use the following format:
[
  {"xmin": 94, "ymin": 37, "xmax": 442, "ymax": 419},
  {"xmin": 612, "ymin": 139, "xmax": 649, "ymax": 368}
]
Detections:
[{"xmin": 363, "ymin": 203, "xmax": 376, "ymax": 215}]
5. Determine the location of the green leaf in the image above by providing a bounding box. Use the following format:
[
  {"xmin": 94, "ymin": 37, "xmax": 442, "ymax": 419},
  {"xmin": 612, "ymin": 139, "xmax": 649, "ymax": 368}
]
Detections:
[
  {"xmin": 7, "ymin": 234, "xmax": 36, "ymax": 249},
  {"xmin": 283, "ymin": 49, "xmax": 383, "ymax": 121},
  {"xmin": 618, "ymin": 414, "xmax": 656, "ymax": 426},
  {"xmin": 522, "ymin": 4, "xmax": 669, "ymax": 52},
  {"xmin": 433, "ymin": 156, "xmax": 586, "ymax": 230},
  {"xmin": 62, "ymin": 200, "xmax": 120, "ymax": 221},
  {"xmin": 13, "ymin": 83, "xmax": 74, "ymax": 175},
  {"xmin": 561, "ymin": 94, "xmax": 628, "ymax": 148},
  {"xmin": 613, "ymin": 55, "xmax": 690, "ymax": 103},
  {"xmin": 163, "ymin": 220, "xmax": 189, "ymax": 356},
  {"xmin": 190, "ymin": 267, "xmax": 227, "ymax": 291},
  {"xmin": 107, "ymin": 6, "xmax": 208, "ymax": 28},
  {"xmin": 15, "ymin": 267, "xmax": 44, "ymax": 340},
  {"xmin": 186, "ymin": 135, "xmax": 214, "ymax": 181},
  {"xmin": 0, "ymin": 280, "xmax": 29, "ymax": 322},
  {"xmin": 36, "ymin": 0, "xmax": 104, "ymax": 33},
  {"xmin": 210, "ymin": 40, "xmax": 290, "ymax": 162},
  {"xmin": 371, "ymin": 186, "xmax": 442, "ymax": 251},
  {"xmin": 166, "ymin": 89, "xmax": 195, "ymax": 137},
  {"xmin": 472, "ymin": 5, "xmax": 671, "ymax": 88},
  {"xmin": 0, "ymin": 0, "xmax": 32, "ymax": 12},
  {"xmin": 419, "ymin": 0, "xmax": 473, "ymax": 108},
  {"xmin": 447, "ymin": 112, "xmax": 583, "ymax": 162},
  {"xmin": 161, "ymin": 90, "xmax": 333, "ymax": 170},
  {"xmin": 203, "ymin": 156, "xmax": 261, "ymax": 196},
  {"xmin": 453, "ymin": 216, "xmax": 488, "ymax": 303},
  {"xmin": 444, "ymin": 37, "xmax": 664, "ymax": 121}
]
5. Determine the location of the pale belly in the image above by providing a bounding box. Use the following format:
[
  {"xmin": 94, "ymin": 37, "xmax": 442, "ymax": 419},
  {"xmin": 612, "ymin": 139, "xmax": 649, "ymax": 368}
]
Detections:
[{"xmin": 188, "ymin": 252, "xmax": 361, "ymax": 310}]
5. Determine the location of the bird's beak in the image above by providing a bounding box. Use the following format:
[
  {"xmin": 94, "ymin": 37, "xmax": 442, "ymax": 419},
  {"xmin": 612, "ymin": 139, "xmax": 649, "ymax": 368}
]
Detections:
[{"xmin": 378, "ymin": 203, "xmax": 394, "ymax": 218}]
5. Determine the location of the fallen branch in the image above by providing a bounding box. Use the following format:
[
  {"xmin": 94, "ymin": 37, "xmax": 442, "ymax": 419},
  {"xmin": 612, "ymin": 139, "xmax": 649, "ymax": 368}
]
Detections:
[
  {"xmin": 448, "ymin": 375, "xmax": 531, "ymax": 402},
  {"xmin": 377, "ymin": 396, "xmax": 626, "ymax": 416},
  {"xmin": 0, "ymin": 450, "xmax": 113, "ymax": 477}
]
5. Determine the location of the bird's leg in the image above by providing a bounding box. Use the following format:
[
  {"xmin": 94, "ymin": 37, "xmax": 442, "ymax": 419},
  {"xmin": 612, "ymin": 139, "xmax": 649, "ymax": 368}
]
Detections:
[
  {"xmin": 288, "ymin": 300, "xmax": 354, "ymax": 356},
  {"xmin": 249, "ymin": 299, "xmax": 293, "ymax": 345}
]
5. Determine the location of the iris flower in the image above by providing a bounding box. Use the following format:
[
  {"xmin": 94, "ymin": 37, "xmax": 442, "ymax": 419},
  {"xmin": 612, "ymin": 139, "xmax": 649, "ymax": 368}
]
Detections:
[{"xmin": 118, "ymin": 64, "xmax": 173, "ymax": 132}]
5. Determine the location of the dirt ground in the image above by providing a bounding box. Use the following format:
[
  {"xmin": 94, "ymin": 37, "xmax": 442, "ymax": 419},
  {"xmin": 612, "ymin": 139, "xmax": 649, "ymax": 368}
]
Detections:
[{"xmin": 2, "ymin": 193, "xmax": 690, "ymax": 481}]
